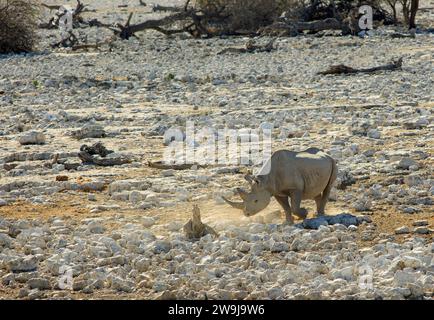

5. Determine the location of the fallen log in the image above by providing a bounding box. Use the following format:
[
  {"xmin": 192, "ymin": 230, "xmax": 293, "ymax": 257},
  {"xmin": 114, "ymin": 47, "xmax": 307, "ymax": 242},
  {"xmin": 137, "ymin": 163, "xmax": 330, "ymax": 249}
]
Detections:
[
  {"xmin": 390, "ymin": 31, "xmax": 416, "ymax": 38},
  {"xmin": 112, "ymin": 1, "xmax": 221, "ymax": 39},
  {"xmin": 148, "ymin": 161, "xmax": 198, "ymax": 170},
  {"xmin": 70, "ymin": 37, "xmax": 116, "ymax": 51},
  {"xmin": 114, "ymin": 10, "xmax": 199, "ymax": 39},
  {"xmin": 78, "ymin": 143, "xmax": 131, "ymax": 166},
  {"xmin": 78, "ymin": 152, "xmax": 131, "ymax": 166},
  {"xmin": 318, "ymin": 57, "xmax": 403, "ymax": 75}
]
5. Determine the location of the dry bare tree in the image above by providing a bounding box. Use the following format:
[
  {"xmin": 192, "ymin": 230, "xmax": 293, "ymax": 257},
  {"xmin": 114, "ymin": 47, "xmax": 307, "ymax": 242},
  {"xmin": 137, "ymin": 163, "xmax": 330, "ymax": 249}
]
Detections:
[
  {"xmin": 384, "ymin": 0, "xmax": 399, "ymax": 23},
  {"xmin": 399, "ymin": 0, "xmax": 419, "ymax": 28}
]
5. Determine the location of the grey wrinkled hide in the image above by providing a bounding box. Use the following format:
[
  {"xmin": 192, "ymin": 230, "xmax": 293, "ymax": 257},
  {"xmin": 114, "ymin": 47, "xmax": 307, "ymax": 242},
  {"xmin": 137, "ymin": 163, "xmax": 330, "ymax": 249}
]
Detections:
[{"xmin": 223, "ymin": 147, "xmax": 337, "ymax": 224}]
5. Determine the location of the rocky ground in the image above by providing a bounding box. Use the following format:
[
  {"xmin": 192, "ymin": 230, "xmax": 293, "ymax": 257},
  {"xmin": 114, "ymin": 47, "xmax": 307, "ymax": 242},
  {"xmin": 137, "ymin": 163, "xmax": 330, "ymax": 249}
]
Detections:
[{"xmin": 0, "ymin": 0, "xmax": 433, "ymax": 299}]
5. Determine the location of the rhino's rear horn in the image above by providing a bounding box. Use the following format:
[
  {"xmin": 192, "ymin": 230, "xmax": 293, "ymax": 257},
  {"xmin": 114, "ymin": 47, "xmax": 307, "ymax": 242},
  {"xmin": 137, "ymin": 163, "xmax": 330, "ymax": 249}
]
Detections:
[
  {"xmin": 221, "ymin": 196, "xmax": 244, "ymax": 210},
  {"xmin": 237, "ymin": 188, "xmax": 249, "ymax": 200}
]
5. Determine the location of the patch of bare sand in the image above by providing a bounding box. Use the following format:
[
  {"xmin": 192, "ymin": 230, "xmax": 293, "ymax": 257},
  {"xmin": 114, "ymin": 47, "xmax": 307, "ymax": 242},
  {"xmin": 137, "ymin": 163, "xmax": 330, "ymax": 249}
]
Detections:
[{"xmin": 1, "ymin": 192, "xmax": 431, "ymax": 244}]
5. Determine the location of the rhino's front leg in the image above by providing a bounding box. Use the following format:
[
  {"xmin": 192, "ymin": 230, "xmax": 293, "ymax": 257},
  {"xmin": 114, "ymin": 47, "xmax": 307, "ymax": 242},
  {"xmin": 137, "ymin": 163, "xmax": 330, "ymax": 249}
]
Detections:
[
  {"xmin": 290, "ymin": 190, "xmax": 308, "ymax": 219},
  {"xmin": 274, "ymin": 195, "xmax": 294, "ymax": 224}
]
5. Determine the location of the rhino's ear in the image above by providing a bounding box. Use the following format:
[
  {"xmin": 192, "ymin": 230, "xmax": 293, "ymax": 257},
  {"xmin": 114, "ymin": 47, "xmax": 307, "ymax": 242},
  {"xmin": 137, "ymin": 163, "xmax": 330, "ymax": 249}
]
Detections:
[{"xmin": 253, "ymin": 175, "xmax": 265, "ymax": 187}]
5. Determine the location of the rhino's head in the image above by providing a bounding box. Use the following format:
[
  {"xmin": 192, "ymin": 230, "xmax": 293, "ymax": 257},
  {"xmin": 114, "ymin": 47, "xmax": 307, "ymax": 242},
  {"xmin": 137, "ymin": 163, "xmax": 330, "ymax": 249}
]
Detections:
[{"xmin": 222, "ymin": 175, "xmax": 271, "ymax": 216}]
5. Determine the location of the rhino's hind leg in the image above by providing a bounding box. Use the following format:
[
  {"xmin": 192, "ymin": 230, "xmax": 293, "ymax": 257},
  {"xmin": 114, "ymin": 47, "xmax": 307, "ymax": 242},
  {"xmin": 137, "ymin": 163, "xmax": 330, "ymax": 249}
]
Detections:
[
  {"xmin": 290, "ymin": 190, "xmax": 308, "ymax": 219},
  {"xmin": 315, "ymin": 184, "xmax": 332, "ymax": 216},
  {"xmin": 315, "ymin": 195, "xmax": 325, "ymax": 216},
  {"xmin": 274, "ymin": 195, "xmax": 294, "ymax": 224},
  {"xmin": 315, "ymin": 159, "xmax": 337, "ymax": 216}
]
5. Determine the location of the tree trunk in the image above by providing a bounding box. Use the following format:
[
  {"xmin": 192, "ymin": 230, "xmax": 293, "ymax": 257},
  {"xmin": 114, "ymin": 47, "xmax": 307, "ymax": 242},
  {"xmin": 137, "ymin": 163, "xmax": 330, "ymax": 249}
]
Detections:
[
  {"xmin": 402, "ymin": 0, "xmax": 410, "ymax": 25},
  {"xmin": 391, "ymin": 5, "xmax": 397, "ymax": 23},
  {"xmin": 409, "ymin": 0, "xmax": 419, "ymax": 29}
]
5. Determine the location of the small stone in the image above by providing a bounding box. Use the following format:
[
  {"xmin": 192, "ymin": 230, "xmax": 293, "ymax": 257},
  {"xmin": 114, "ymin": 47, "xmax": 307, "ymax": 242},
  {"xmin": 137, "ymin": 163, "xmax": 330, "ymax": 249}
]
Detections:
[
  {"xmin": 18, "ymin": 288, "xmax": 29, "ymax": 298},
  {"xmin": 134, "ymin": 258, "xmax": 150, "ymax": 272},
  {"xmin": 270, "ymin": 241, "xmax": 289, "ymax": 252},
  {"xmin": 167, "ymin": 221, "xmax": 183, "ymax": 232},
  {"xmin": 7, "ymin": 256, "xmax": 37, "ymax": 272},
  {"xmin": 142, "ymin": 217, "xmax": 156, "ymax": 228},
  {"xmin": 394, "ymin": 270, "xmax": 417, "ymax": 287},
  {"xmin": 2, "ymin": 273, "xmax": 15, "ymax": 286},
  {"xmin": 0, "ymin": 233, "xmax": 13, "ymax": 247},
  {"xmin": 367, "ymin": 129, "xmax": 381, "ymax": 139},
  {"xmin": 267, "ymin": 286, "xmax": 284, "ymax": 299},
  {"xmin": 361, "ymin": 231, "xmax": 376, "ymax": 241},
  {"xmin": 0, "ymin": 199, "xmax": 7, "ymax": 206},
  {"xmin": 395, "ymin": 226, "xmax": 410, "ymax": 234},
  {"xmin": 161, "ymin": 169, "xmax": 175, "ymax": 177},
  {"xmin": 237, "ymin": 241, "xmax": 251, "ymax": 253},
  {"xmin": 401, "ymin": 256, "xmax": 422, "ymax": 269},
  {"xmin": 348, "ymin": 225, "xmax": 358, "ymax": 231},
  {"xmin": 28, "ymin": 278, "xmax": 51, "ymax": 290},
  {"xmin": 400, "ymin": 206, "xmax": 420, "ymax": 214},
  {"xmin": 87, "ymin": 221, "xmax": 105, "ymax": 234},
  {"xmin": 52, "ymin": 164, "xmax": 65, "ymax": 172},
  {"xmin": 353, "ymin": 197, "xmax": 372, "ymax": 212},
  {"xmin": 404, "ymin": 175, "xmax": 423, "ymax": 187},
  {"xmin": 153, "ymin": 281, "xmax": 168, "ymax": 292},
  {"xmin": 72, "ymin": 280, "xmax": 88, "ymax": 291},
  {"xmin": 129, "ymin": 191, "xmax": 143, "ymax": 203},
  {"xmin": 397, "ymin": 157, "xmax": 418, "ymax": 170},
  {"xmin": 110, "ymin": 277, "xmax": 134, "ymax": 293},
  {"xmin": 412, "ymin": 220, "xmax": 428, "ymax": 227},
  {"xmin": 218, "ymin": 100, "xmax": 228, "ymax": 107},
  {"xmin": 413, "ymin": 227, "xmax": 431, "ymax": 234},
  {"xmin": 27, "ymin": 288, "xmax": 43, "ymax": 300},
  {"xmin": 72, "ymin": 124, "xmax": 105, "ymax": 139},
  {"xmin": 153, "ymin": 240, "xmax": 172, "ymax": 254},
  {"xmin": 156, "ymin": 290, "xmax": 177, "ymax": 300},
  {"xmin": 19, "ymin": 131, "xmax": 46, "ymax": 145}
]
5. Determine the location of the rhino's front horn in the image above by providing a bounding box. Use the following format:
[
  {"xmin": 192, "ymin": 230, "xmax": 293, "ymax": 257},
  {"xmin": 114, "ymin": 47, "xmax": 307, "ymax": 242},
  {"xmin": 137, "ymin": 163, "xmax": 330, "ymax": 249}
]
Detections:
[
  {"xmin": 244, "ymin": 174, "xmax": 255, "ymax": 185},
  {"xmin": 221, "ymin": 196, "xmax": 244, "ymax": 210}
]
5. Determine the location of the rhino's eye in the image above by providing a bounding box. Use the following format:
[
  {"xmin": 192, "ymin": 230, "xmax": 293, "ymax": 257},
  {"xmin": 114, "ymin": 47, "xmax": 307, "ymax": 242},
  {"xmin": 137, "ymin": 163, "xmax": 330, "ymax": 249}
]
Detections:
[{"xmin": 254, "ymin": 200, "xmax": 258, "ymax": 203}]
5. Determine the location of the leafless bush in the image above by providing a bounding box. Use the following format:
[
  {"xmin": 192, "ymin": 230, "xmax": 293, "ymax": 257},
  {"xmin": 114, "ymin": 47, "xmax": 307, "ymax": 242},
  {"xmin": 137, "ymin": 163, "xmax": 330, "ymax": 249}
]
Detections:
[
  {"xmin": 194, "ymin": 0, "xmax": 295, "ymax": 33},
  {"xmin": 193, "ymin": 0, "xmax": 396, "ymax": 34},
  {"xmin": 0, "ymin": 0, "xmax": 40, "ymax": 53}
]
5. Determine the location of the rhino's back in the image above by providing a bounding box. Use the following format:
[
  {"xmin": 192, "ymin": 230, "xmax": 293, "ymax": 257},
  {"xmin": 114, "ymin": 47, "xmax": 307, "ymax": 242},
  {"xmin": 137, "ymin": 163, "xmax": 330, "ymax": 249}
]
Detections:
[
  {"xmin": 272, "ymin": 148, "xmax": 334, "ymax": 198},
  {"xmin": 274, "ymin": 148, "xmax": 330, "ymax": 164}
]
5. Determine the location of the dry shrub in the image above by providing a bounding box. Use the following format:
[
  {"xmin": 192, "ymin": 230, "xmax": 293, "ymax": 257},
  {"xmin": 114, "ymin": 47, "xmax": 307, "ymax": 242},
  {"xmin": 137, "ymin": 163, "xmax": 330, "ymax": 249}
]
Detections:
[
  {"xmin": 194, "ymin": 0, "xmax": 396, "ymax": 35},
  {"xmin": 194, "ymin": 0, "xmax": 295, "ymax": 32},
  {"xmin": 0, "ymin": 0, "xmax": 40, "ymax": 53}
]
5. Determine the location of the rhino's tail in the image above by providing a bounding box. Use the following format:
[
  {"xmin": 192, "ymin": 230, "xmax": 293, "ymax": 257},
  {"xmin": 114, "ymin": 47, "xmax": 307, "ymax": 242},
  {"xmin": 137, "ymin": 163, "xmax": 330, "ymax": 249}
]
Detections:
[{"xmin": 324, "ymin": 157, "xmax": 337, "ymax": 194}]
